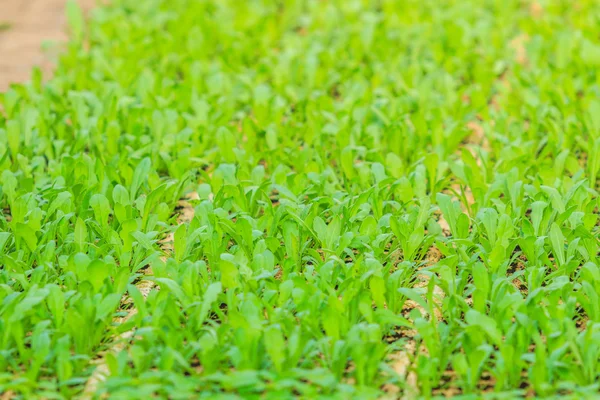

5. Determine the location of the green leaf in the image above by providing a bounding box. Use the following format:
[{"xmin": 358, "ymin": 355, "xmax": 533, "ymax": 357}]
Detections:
[
  {"xmin": 74, "ymin": 217, "xmax": 87, "ymax": 252},
  {"xmin": 550, "ymin": 223, "xmax": 566, "ymax": 266},
  {"xmin": 130, "ymin": 157, "xmax": 152, "ymax": 202},
  {"xmin": 66, "ymin": 0, "xmax": 84, "ymax": 41}
]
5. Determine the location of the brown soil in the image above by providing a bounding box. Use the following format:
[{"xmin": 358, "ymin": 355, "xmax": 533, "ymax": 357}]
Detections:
[{"xmin": 0, "ymin": 0, "xmax": 94, "ymax": 91}]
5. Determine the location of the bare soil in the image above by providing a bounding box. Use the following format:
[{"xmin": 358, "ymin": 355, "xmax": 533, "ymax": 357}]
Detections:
[{"xmin": 0, "ymin": 0, "xmax": 94, "ymax": 91}]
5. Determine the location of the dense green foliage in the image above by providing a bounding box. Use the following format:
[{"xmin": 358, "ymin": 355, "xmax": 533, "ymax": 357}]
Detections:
[{"xmin": 2, "ymin": 0, "xmax": 600, "ymax": 398}]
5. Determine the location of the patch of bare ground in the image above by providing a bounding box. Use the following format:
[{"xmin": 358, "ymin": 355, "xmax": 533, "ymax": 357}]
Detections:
[
  {"xmin": 382, "ymin": 245, "xmax": 445, "ymax": 397},
  {"xmin": 81, "ymin": 193, "xmax": 198, "ymax": 398},
  {"xmin": 431, "ymin": 369, "xmax": 499, "ymax": 397},
  {"xmin": 0, "ymin": 0, "xmax": 96, "ymax": 91},
  {"xmin": 381, "ymin": 339, "xmax": 418, "ymax": 399},
  {"xmin": 0, "ymin": 391, "xmax": 15, "ymax": 400}
]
